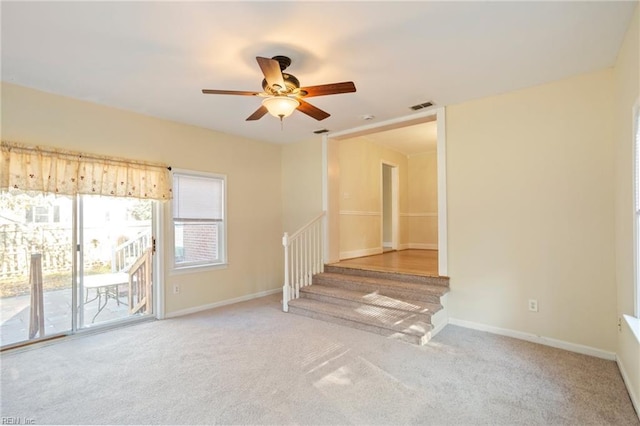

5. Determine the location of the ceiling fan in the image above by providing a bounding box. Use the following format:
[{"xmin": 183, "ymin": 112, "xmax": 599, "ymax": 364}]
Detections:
[{"xmin": 202, "ymin": 55, "xmax": 356, "ymax": 122}]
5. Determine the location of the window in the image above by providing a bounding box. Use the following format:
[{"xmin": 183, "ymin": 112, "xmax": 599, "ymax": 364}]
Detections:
[
  {"xmin": 172, "ymin": 171, "xmax": 226, "ymax": 269},
  {"xmin": 25, "ymin": 204, "xmax": 60, "ymax": 224}
]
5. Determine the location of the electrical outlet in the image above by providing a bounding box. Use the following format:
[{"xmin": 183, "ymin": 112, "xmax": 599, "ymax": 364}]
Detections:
[
  {"xmin": 173, "ymin": 284, "xmax": 180, "ymax": 294},
  {"xmin": 528, "ymin": 299, "xmax": 538, "ymax": 312}
]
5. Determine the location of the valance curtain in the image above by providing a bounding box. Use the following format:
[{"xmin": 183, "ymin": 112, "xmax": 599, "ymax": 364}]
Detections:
[{"xmin": 0, "ymin": 141, "xmax": 172, "ymax": 200}]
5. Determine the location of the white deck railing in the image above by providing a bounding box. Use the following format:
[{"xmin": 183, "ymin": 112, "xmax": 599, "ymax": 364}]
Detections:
[
  {"xmin": 112, "ymin": 230, "xmax": 151, "ymax": 273},
  {"xmin": 282, "ymin": 212, "xmax": 325, "ymax": 312},
  {"xmin": 129, "ymin": 248, "xmax": 153, "ymax": 315}
]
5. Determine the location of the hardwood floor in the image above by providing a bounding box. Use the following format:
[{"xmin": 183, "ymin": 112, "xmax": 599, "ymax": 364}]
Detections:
[{"xmin": 329, "ymin": 249, "xmax": 439, "ymax": 277}]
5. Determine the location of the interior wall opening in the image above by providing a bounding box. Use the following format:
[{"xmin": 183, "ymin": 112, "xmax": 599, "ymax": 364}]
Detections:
[{"xmin": 323, "ymin": 109, "xmax": 446, "ymax": 275}]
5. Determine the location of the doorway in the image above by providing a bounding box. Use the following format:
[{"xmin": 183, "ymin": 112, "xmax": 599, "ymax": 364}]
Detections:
[
  {"xmin": 78, "ymin": 195, "xmax": 154, "ymax": 328},
  {"xmin": 381, "ymin": 162, "xmax": 399, "ymax": 252},
  {"xmin": 0, "ymin": 191, "xmax": 156, "ymax": 349},
  {"xmin": 323, "ymin": 108, "xmax": 447, "ymax": 274}
]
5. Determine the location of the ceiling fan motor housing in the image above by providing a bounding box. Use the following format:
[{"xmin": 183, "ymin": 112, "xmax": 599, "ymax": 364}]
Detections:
[
  {"xmin": 261, "ymin": 73, "xmax": 300, "ymax": 94},
  {"xmin": 272, "ymin": 55, "xmax": 292, "ymax": 71}
]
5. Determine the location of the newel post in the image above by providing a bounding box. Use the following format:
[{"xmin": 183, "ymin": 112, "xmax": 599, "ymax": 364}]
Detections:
[{"xmin": 282, "ymin": 232, "xmax": 290, "ymax": 312}]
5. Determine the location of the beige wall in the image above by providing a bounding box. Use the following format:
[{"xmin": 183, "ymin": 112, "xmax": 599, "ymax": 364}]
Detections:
[
  {"xmin": 446, "ymin": 69, "xmax": 617, "ymax": 352},
  {"xmin": 326, "ymin": 137, "xmax": 341, "ymax": 263},
  {"xmin": 613, "ymin": 4, "xmax": 640, "ymax": 410},
  {"xmin": 338, "ymin": 137, "xmax": 408, "ymax": 258},
  {"xmin": 281, "ymin": 137, "xmax": 323, "ymax": 233},
  {"xmin": 407, "ymin": 152, "xmax": 438, "ymax": 248},
  {"xmin": 1, "ymin": 82, "xmax": 284, "ymax": 315},
  {"xmin": 336, "ymin": 137, "xmax": 439, "ymax": 257}
]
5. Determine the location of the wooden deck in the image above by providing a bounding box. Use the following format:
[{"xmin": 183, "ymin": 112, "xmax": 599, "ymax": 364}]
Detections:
[{"xmin": 329, "ymin": 249, "xmax": 439, "ymax": 277}]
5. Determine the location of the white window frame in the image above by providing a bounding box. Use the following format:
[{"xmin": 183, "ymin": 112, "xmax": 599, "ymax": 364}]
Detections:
[
  {"xmin": 171, "ymin": 169, "xmax": 227, "ymax": 272},
  {"xmin": 634, "ymin": 101, "xmax": 640, "ymax": 318},
  {"xmin": 25, "ymin": 204, "xmax": 60, "ymax": 224}
]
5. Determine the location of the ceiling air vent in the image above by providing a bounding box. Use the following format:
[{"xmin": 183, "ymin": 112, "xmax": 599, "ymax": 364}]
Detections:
[
  {"xmin": 409, "ymin": 101, "xmax": 434, "ymax": 111},
  {"xmin": 313, "ymin": 129, "xmax": 329, "ymax": 134}
]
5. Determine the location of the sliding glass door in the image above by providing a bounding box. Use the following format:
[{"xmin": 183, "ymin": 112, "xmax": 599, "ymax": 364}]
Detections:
[
  {"xmin": 79, "ymin": 195, "xmax": 154, "ymax": 328},
  {"xmin": 0, "ymin": 191, "xmax": 156, "ymax": 349},
  {"xmin": 0, "ymin": 192, "xmax": 74, "ymax": 347}
]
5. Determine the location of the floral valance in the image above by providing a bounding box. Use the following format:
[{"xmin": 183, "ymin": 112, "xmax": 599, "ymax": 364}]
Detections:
[{"xmin": 0, "ymin": 141, "xmax": 172, "ymax": 200}]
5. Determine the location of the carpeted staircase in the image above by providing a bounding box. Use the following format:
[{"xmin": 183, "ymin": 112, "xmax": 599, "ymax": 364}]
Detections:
[{"xmin": 288, "ymin": 265, "xmax": 449, "ymax": 345}]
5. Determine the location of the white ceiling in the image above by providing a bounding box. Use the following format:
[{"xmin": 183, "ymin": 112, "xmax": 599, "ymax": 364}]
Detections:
[{"xmin": 1, "ymin": 1, "xmax": 636, "ymax": 147}]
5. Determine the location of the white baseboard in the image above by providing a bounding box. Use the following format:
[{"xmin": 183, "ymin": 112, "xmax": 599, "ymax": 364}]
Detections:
[
  {"xmin": 165, "ymin": 288, "xmax": 281, "ymax": 319},
  {"xmin": 408, "ymin": 243, "xmax": 438, "ymax": 250},
  {"xmin": 448, "ymin": 317, "xmax": 616, "ymax": 361},
  {"xmin": 339, "ymin": 247, "xmax": 382, "ymax": 260},
  {"xmin": 396, "ymin": 243, "xmax": 438, "ymax": 251},
  {"xmin": 430, "ymin": 294, "xmax": 449, "ymax": 338},
  {"xmin": 431, "ymin": 317, "xmax": 448, "ymax": 337},
  {"xmin": 617, "ymin": 355, "xmax": 640, "ymax": 419}
]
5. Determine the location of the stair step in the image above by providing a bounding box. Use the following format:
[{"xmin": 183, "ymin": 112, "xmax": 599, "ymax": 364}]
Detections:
[
  {"xmin": 300, "ymin": 284, "xmax": 442, "ymax": 322},
  {"xmin": 288, "ymin": 298, "xmax": 432, "ymax": 345},
  {"xmin": 313, "ymin": 272, "xmax": 448, "ymax": 304},
  {"xmin": 324, "ymin": 264, "xmax": 450, "ymax": 287}
]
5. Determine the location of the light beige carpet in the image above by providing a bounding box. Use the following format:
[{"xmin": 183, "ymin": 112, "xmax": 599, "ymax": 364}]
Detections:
[{"xmin": 1, "ymin": 294, "xmax": 638, "ymax": 425}]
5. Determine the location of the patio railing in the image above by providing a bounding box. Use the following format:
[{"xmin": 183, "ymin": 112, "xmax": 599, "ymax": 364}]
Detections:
[
  {"xmin": 112, "ymin": 230, "xmax": 151, "ymax": 273},
  {"xmin": 129, "ymin": 248, "xmax": 152, "ymax": 315}
]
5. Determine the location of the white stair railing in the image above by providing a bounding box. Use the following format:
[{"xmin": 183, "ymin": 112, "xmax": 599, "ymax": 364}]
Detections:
[{"xmin": 282, "ymin": 212, "xmax": 325, "ymax": 312}]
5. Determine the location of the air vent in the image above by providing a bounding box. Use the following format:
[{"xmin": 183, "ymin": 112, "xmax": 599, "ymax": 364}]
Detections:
[
  {"xmin": 409, "ymin": 101, "xmax": 434, "ymax": 111},
  {"xmin": 313, "ymin": 129, "xmax": 329, "ymax": 134}
]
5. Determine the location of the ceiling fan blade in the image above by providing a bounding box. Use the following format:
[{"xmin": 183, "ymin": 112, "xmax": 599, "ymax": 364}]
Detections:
[
  {"xmin": 299, "ymin": 82, "xmax": 356, "ymax": 98},
  {"xmin": 256, "ymin": 56, "xmax": 286, "ymax": 92},
  {"xmin": 246, "ymin": 105, "xmax": 268, "ymax": 121},
  {"xmin": 202, "ymin": 89, "xmax": 261, "ymax": 96},
  {"xmin": 297, "ymin": 99, "xmax": 330, "ymax": 121}
]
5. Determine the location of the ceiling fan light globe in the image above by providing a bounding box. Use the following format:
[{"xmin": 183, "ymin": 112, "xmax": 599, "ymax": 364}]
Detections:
[{"xmin": 262, "ymin": 96, "xmax": 300, "ymax": 119}]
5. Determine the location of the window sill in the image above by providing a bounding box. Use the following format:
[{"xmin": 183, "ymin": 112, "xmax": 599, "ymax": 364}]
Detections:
[
  {"xmin": 170, "ymin": 263, "xmax": 228, "ymax": 275},
  {"xmin": 623, "ymin": 314, "xmax": 640, "ymax": 345}
]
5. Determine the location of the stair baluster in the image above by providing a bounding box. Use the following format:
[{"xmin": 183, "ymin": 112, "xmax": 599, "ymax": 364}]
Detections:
[{"xmin": 282, "ymin": 212, "xmax": 325, "ymax": 312}]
